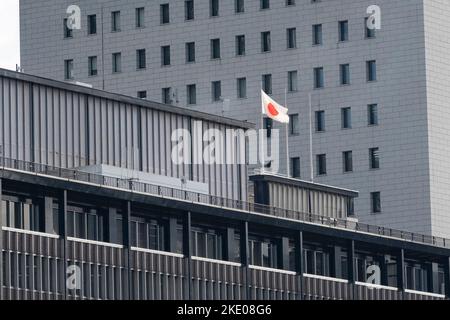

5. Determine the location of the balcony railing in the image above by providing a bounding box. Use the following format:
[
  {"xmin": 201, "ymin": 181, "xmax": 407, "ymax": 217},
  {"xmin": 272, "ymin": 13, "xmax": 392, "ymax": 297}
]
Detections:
[{"xmin": 0, "ymin": 156, "xmax": 449, "ymax": 249}]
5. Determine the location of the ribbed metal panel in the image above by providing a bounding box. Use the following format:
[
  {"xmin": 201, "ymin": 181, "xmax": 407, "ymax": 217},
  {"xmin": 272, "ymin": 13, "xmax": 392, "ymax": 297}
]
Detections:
[
  {"xmin": 247, "ymin": 268, "xmax": 299, "ymax": 300},
  {"xmin": 0, "ymin": 76, "xmax": 247, "ymax": 201}
]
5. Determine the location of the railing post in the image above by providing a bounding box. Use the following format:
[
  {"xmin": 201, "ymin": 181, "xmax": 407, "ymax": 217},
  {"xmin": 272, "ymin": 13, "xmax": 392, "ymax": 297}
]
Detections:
[
  {"xmin": 58, "ymin": 189, "xmax": 68, "ymax": 300},
  {"xmin": 183, "ymin": 211, "xmax": 192, "ymax": 300},
  {"xmin": 397, "ymin": 249, "xmax": 406, "ymax": 295},
  {"xmin": 348, "ymin": 240, "xmax": 356, "ymax": 299},
  {"xmin": 296, "ymin": 231, "xmax": 304, "ymax": 300},
  {"xmin": 240, "ymin": 221, "xmax": 250, "ymax": 300},
  {"xmin": 122, "ymin": 201, "xmax": 132, "ymax": 300}
]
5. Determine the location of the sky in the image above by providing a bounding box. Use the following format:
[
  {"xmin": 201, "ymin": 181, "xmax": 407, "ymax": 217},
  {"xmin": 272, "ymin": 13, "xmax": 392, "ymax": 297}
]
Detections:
[{"xmin": 0, "ymin": 0, "xmax": 20, "ymax": 70}]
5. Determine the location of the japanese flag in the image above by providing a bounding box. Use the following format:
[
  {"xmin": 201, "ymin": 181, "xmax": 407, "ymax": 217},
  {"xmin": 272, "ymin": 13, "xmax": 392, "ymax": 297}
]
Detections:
[{"xmin": 261, "ymin": 90, "xmax": 289, "ymax": 124}]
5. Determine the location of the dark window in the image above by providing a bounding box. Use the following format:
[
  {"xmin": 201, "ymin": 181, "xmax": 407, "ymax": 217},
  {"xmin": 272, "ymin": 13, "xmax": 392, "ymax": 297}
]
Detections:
[
  {"xmin": 137, "ymin": 91, "xmax": 147, "ymax": 99},
  {"xmin": 315, "ymin": 110, "xmax": 325, "ymax": 132},
  {"xmin": 339, "ymin": 20, "xmax": 348, "ymax": 41},
  {"xmin": 1, "ymin": 199, "xmax": 42, "ymax": 232},
  {"xmin": 314, "ymin": 67, "xmax": 324, "ymax": 88},
  {"xmin": 63, "ymin": 18, "xmax": 73, "ymax": 38},
  {"xmin": 262, "ymin": 74, "xmax": 272, "ymax": 94},
  {"xmin": 235, "ymin": 0, "xmax": 245, "ymax": 13},
  {"xmin": 88, "ymin": 14, "xmax": 97, "ymax": 35},
  {"xmin": 212, "ymin": 81, "xmax": 222, "ymax": 102},
  {"xmin": 260, "ymin": 0, "xmax": 270, "ymax": 10},
  {"xmin": 130, "ymin": 217, "xmax": 166, "ymax": 251},
  {"xmin": 343, "ymin": 151, "xmax": 353, "ymax": 172},
  {"xmin": 210, "ymin": 0, "xmax": 219, "ymax": 17},
  {"xmin": 288, "ymin": 71, "xmax": 298, "ymax": 92},
  {"xmin": 211, "ymin": 38, "xmax": 221, "ymax": 59},
  {"xmin": 368, "ymin": 104, "xmax": 379, "ymax": 125},
  {"xmin": 340, "ymin": 64, "xmax": 350, "ymax": 85},
  {"xmin": 236, "ymin": 35, "xmax": 246, "ymax": 56},
  {"xmin": 112, "ymin": 52, "xmax": 121, "ymax": 73},
  {"xmin": 286, "ymin": 0, "xmax": 295, "ymax": 6},
  {"xmin": 136, "ymin": 49, "xmax": 146, "ymax": 69},
  {"xmin": 369, "ymin": 147, "xmax": 380, "ymax": 169},
  {"xmin": 317, "ymin": 154, "xmax": 327, "ymax": 175},
  {"xmin": 67, "ymin": 208, "xmax": 105, "ymax": 242},
  {"xmin": 187, "ymin": 84, "xmax": 196, "ymax": 105},
  {"xmin": 371, "ymin": 192, "xmax": 381, "ymax": 213},
  {"xmin": 287, "ymin": 28, "xmax": 297, "ymax": 49},
  {"xmin": 64, "ymin": 59, "xmax": 74, "ymax": 79},
  {"xmin": 185, "ymin": 0, "xmax": 194, "ymax": 20},
  {"xmin": 160, "ymin": 4, "xmax": 170, "ymax": 24},
  {"xmin": 191, "ymin": 227, "xmax": 223, "ymax": 260},
  {"xmin": 237, "ymin": 77, "xmax": 247, "ymax": 99},
  {"xmin": 161, "ymin": 45, "xmax": 171, "ymax": 66},
  {"xmin": 291, "ymin": 157, "xmax": 300, "ymax": 178},
  {"xmin": 249, "ymin": 237, "xmax": 278, "ymax": 268},
  {"xmin": 162, "ymin": 87, "xmax": 172, "ymax": 104},
  {"xmin": 313, "ymin": 24, "xmax": 322, "ymax": 45},
  {"xmin": 136, "ymin": 7, "xmax": 145, "ymax": 28},
  {"xmin": 341, "ymin": 107, "xmax": 352, "ymax": 129},
  {"xmin": 88, "ymin": 56, "xmax": 98, "ymax": 76},
  {"xmin": 186, "ymin": 42, "xmax": 196, "ymax": 63},
  {"xmin": 111, "ymin": 11, "xmax": 121, "ymax": 32},
  {"xmin": 261, "ymin": 31, "xmax": 271, "ymax": 52},
  {"xmin": 365, "ymin": 17, "xmax": 376, "ymax": 38},
  {"xmin": 303, "ymin": 248, "xmax": 330, "ymax": 277},
  {"xmin": 367, "ymin": 60, "xmax": 377, "ymax": 81},
  {"xmin": 289, "ymin": 114, "xmax": 299, "ymax": 135}
]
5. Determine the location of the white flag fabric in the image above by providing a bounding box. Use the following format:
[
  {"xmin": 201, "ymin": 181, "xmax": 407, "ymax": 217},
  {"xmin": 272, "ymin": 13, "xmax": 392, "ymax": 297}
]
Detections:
[{"xmin": 261, "ymin": 90, "xmax": 289, "ymax": 123}]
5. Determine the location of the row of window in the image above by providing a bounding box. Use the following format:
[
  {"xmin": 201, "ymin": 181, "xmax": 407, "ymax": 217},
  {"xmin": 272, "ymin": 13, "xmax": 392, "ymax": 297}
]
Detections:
[{"xmin": 65, "ymin": 0, "xmax": 373, "ymax": 40}]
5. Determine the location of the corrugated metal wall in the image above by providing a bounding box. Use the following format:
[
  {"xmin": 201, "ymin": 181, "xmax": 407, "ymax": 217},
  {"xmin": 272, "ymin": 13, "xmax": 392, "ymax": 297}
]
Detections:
[
  {"xmin": 268, "ymin": 182, "xmax": 348, "ymax": 219},
  {"xmin": 0, "ymin": 76, "xmax": 247, "ymax": 201}
]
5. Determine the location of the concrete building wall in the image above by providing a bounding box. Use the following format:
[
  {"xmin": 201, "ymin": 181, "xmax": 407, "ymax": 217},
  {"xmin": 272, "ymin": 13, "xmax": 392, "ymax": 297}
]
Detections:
[{"xmin": 19, "ymin": 0, "xmax": 443, "ymax": 236}]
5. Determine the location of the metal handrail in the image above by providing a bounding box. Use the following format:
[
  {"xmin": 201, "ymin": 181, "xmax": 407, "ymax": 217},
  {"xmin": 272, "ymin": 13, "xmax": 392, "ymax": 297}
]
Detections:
[{"xmin": 0, "ymin": 156, "xmax": 447, "ymax": 249}]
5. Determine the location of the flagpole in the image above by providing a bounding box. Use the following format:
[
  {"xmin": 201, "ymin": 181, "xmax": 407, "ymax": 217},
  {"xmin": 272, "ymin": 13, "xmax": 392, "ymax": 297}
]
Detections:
[
  {"xmin": 308, "ymin": 92, "xmax": 314, "ymax": 182},
  {"xmin": 261, "ymin": 88, "xmax": 265, "ymax": 173},
  {"xmin": 285, "ymin": 88, "xmax": 290, "ymax": 177}
]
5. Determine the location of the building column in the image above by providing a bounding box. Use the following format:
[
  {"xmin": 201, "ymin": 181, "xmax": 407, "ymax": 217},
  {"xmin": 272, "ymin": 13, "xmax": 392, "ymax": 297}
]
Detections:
[
  {"xmin": 183, "ymin": 211, "xmax": 192, "ymax": 300},
  {"xmin": 330, "ymin": 246, "xmax": 342, "ymax": 279},
  {"xmin": 348, "ymin": 240, "xmax": 356, "ymax": 283},
  {"xmin": 58, "ymin": 190, "xmax": 68, "ymax": 300},
  {"xmin": 43, "ymin": 197, "xmax": 55, "ymax": 234},
  {"xmin": 280, "ymin": 237, "xmax": 290, "ymax": 270},
  {"xmin": 295, "ymin": 231, "xmax": 304, "ymax": 300},
  {"xmin": 428, "ymin": 262, "xmax": 440, "ymax": 295},
  {"xmin": 0, "ymin": 178, "xmax": 4, "ymax": 300},
  {"xmin": 122, "ymin": 201, "xmax": 131, "ymax": 300},
  {"xmin": 444, "ymin": 257, "xmax": 450, "ymax": 298},
  {"xmin": 106, "ymin": 208, "xmax": 118, "ymax": 244},
  {"xmin": 225, "ymin": 227, "xmax": 236, "ymax": 262},
  {"xmin": 397, "ymin": 249, "xmax": 406, "ymax": 292},
  {"xmin": 240, "ymin": 221, "xmax": 249, "ymax": 300},
  {"xmin": 168, "ymin": 217, "xmax": 179, "ymax": 253}
]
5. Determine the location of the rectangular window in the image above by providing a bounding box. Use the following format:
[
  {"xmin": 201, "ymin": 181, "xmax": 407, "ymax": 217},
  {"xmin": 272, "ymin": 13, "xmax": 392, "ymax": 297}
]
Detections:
[
  {"xmin": 368, "ymin": 104, "xmax": 378, "ymax": 125},
  {"xmin": 287, "ymin": 28, "xmax": 297, "ymax": 49},
  {"xmin": 63, "ymin": 19, "xmax": 73, "ymax": 38},
  {"xmin": 236, "ymin": 35, "xmax": 246, "ymax": 56},
  {"xmin": 88, "ymin": 14, "xmax": 97, "ymax": 35},
  {"xmin": 341, "ymin": 107, "xmax": 352, "ymax": 129},
  {"xmin": 112, "ymin": 52, "xmax": 121, "ymax": 73},
  {"xmin": 289, "ymin": 114, "xmax": 299, "ymax": 135},
  {"xmin": 235, "ymin": 0, "xmax": 245, "ymax": 13},
  {"xmin": 262, "ymin": 74, "xmax": 272, "ymax": 94},
  {"xmin": 314, "ymin": 67, "xmax": 324, "ymax": 89},
  {"xmin": 340, "ymin": 64, "xmax": 350, "ymax": 85},
  {"xmin": 367, "ymin": 60, "xmax": 377, "ymax": 81},
  {"xmin": 186, "ymin": 42, "xmax": 196, "ymax": 63},
  {"xmin": 317, "ymin": 154, "xmax": 327, "ymax": 175},
  {"xmin": 185, "ymin": 0, "xmax": 194, "ymax": 20},
  {"xmin": 339, "ymin": 20, "xmax": 348, "ymax": 41},
  {"xmin": 210, "ymin": 0, "xmax": 219, "ymax": 17},
  {"xmin": 161, "ymin": 45, "xmax": 171, "ymax": 66},
  {"xmin": 261, "ymin": 0, "xmax": 270, "ymax": 10},
  {"xmin": 160, "ymin": 4, "xmax": 170, "ymax": 24},
  {"xmin": 288, "ymin": 70, "xmax": 298, "ymax": 92},
  {"xmin": 211, "ymin": 38, "xmax": 221, "ymax": 59},
  {"xmin": 369, "ymin": 147, "xmax": 380, "ymax": 169},
  {"xmin": 343, "ymin": 151, "xmax": 353, "ymax": 173},
  {"xmin": 371, "ymin": 192, "xmax": 381, "ymax": 213},
  {"xmin": 291, "ymin": 157, "xmax": 300, "ymax": 178},
  {"xmin": 64, "ymin": 59, "xmax": 74, "ymax": 79},
  {"xmin": 365, "ymin": 17, "xmax": 376, "ymax": 38},
  {"xmin": 187, "ymin": 84, "xmax": 196, "ymax": 105},
  {"xmin": 237, "ymin": 77, "xmax": 247, "ymax": 99},
  {"xmin": 137, "ymin": 91, "xmax": 147, "ymax": 99},
  {"xmin": 136, "ymin": 7, "xmax": 145, "ymax": 28},
  {"xmin": 286, "ymin": 0, "xmax": 295, "ymax": 5},
  {"xmin": 136, "ymin": 49, "xmax": 146, "ymax": 69},
  {"xmin": 162, "ymin": 87, "xmax": 172, "ymax": 104},
  {"xmin": 315, "ymin": 110, "xmax": 325, "ymax": 132},
  {"xmin": 261, "ymin": 31, "xmax": 271, "ymax": 52},
  {"xmin": 88, "ymin": 56, "xmax": 98, "ymax": 76},
  {"xmin": 111, "ymin": 11, "xmax": 121, "ymax": 32},
  {"xmin": 212, "ymin": 81, "xmax": 222, "ymax": 102},
  {"xmin": 313, "ymin": 24, "xmax": 322, "ymax": 45}
]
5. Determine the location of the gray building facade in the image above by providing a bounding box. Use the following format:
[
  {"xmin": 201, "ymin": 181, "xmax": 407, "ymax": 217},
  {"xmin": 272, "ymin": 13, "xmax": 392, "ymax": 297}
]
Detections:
[{"xmin": 19, "ymin": 0, "xmax": 450, "ymax": 238}]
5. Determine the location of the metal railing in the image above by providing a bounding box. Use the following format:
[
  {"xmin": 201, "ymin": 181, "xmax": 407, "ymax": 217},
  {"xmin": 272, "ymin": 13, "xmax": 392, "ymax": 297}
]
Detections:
[{"xmin": 0, "ymin": 156, "xmax": 449, "ymax": 249}]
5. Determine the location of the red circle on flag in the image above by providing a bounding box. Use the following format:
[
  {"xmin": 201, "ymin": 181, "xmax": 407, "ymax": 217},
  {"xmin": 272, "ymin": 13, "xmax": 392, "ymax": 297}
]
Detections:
[{"xmin": 267, "ymin": 103, "xmax": 279, "ymax": 117}]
